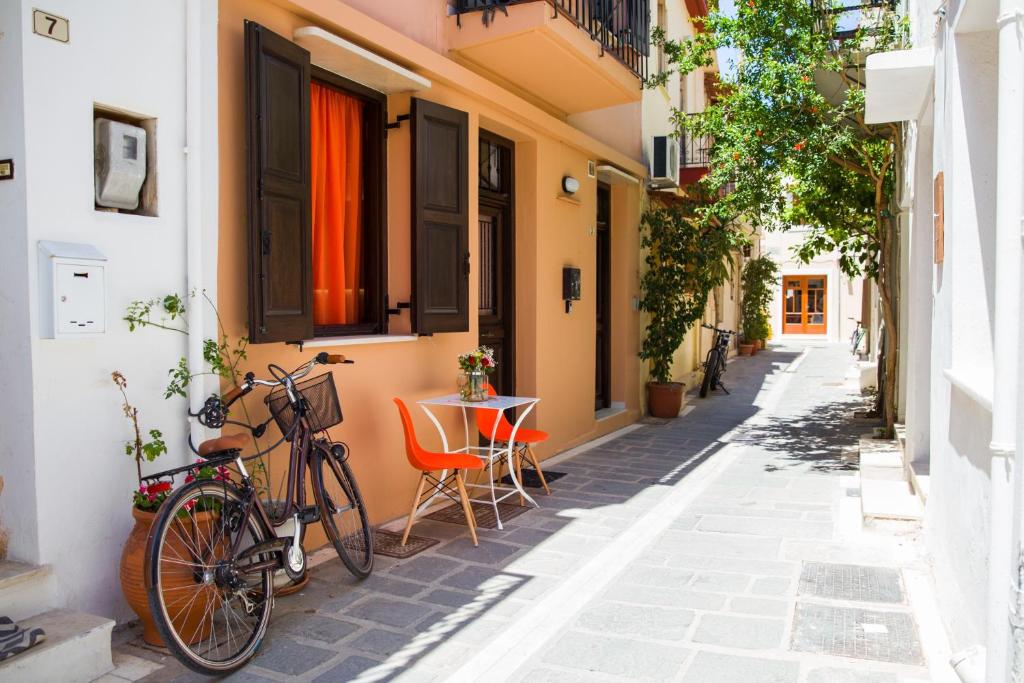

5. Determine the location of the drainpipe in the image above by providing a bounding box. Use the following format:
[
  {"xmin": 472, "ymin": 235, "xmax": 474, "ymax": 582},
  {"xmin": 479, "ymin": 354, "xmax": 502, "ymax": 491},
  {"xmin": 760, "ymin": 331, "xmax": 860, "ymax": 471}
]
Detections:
[
  {"xmin": 185, "ymin": 0, "xmax": 206, "ymax": 447},
  {"xmin": 989, "ymin": 1, "xmax": 1024, "ymax": 680}
]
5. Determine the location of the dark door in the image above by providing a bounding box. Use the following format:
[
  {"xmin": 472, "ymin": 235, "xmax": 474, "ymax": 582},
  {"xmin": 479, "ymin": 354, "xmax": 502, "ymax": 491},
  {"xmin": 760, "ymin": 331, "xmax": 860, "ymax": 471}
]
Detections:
[
  {"xmin": 478, "ymin": 132, "xmax": 514, "ymax": 397},
  {"xmin": 595, "ymin": 183, "xmax": 612, "ymax": 410}
]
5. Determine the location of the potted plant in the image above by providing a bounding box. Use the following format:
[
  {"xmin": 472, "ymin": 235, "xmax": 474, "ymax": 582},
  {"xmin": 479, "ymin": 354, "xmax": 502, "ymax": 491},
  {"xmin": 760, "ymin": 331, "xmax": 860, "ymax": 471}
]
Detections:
[
  {"xmin": 639, "ymin": 204, "xmax": 738, "ymax": 417},
  {"xmin": 457, "ymin": 346, "xmax": 497, "ymax": 401},
  {"xmin": 740, "ymin": 256, "xmax": 779, "ymax": 352}
]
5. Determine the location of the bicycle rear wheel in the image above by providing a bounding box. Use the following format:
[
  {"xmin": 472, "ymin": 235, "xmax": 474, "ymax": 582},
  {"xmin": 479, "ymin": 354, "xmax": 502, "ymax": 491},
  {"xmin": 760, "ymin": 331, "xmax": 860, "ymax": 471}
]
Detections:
[
  {"xmin": 146, "ymin": 481, "xmax": 274, "ymax": 675},
  {"xmin": 699, "ymin": 351, "xmax": 720, "ymax": 398},
  {"xmin": 313, "ymin": 444, "xmax": 373, "ymax": 578}
]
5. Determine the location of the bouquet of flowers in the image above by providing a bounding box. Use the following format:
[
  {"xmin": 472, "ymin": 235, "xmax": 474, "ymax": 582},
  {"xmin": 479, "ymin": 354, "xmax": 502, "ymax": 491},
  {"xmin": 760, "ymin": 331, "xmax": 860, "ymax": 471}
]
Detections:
[{"xmin": 458, "ymin": 346, "xmax": 497, "ymax": 374}]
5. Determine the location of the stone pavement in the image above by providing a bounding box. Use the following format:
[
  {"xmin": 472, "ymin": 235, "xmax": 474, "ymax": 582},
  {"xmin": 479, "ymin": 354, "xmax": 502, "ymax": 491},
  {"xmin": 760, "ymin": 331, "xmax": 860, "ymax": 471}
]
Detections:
[{"xmin": 107, "ymin": 344, "xmax": 949, "ymax": 682}]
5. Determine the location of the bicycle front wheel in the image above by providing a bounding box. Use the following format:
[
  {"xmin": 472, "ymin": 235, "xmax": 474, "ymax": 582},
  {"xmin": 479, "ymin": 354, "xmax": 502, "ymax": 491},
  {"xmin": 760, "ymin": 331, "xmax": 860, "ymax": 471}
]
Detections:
[
  {"xmin": 146, "ymin": 480, "xmax": 274, "ymax": 676},
  {"xmin": 313, "ymin": 444, "xmax": 373, "ymax": 578},
  {"xmin": 700, "ymin": 352, "xmax": 720, "ymax": 398}
]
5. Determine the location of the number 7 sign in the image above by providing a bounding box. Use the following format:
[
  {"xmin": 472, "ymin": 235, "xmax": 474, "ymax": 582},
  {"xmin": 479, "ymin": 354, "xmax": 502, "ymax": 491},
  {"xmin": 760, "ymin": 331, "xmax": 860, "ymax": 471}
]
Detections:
[{"xmin": 32, "ymin": 10, "xmax": 69, "ymax": 44}]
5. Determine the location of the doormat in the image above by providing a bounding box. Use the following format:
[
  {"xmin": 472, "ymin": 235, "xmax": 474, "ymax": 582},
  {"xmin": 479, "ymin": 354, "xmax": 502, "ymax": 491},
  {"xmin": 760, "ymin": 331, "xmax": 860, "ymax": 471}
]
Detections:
[
  {"xmin": 0, "ymin": 617, "xmax": 46, "ymax": 662},
  {"xmin": 500, "ymin": 470, "xmax": 567, "ymax": 489},
  {"xmin": 424, "ymin": 501, "xmax": 528, "ymax": 529},
  {"xmin": 350, "ymin": 529, "xmax": 439, "ymax": 560}
]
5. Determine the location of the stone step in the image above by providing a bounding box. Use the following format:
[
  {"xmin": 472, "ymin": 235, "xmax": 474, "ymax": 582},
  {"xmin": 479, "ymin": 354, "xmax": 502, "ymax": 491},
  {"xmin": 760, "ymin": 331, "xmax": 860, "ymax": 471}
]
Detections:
[
  {"xmin": 0, "ymin": 561, "xmax": 58, "ymax": 621},
  {"xmin": 859, "ymin": 435, "xmax": 923, "ymax": 523},
  {"xmin": 908, "ymin": 460, "xmax": 930, "ymax": 505},
  {"xmin": 0, "ymin": 609, "xmax": 114, "ymax": 683}
]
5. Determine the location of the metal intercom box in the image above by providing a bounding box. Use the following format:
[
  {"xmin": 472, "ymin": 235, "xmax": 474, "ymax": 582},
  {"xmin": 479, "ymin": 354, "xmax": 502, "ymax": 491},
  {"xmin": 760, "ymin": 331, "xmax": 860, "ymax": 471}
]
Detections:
[
  {"xmin": 38, "ymin": 241, "xmax": 107, "ymax": 339},
  {"xmin": 94, "ymin": 117, "xmax": 147, "ymax": 210}
]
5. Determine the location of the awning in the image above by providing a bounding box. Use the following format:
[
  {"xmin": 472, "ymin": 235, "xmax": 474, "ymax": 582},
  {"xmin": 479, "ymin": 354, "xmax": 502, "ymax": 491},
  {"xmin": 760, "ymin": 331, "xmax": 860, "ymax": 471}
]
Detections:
[
  {"xmin": 865, "ymin": 48, "xmax": 933, "ymax": 124},
  {"xmin": 294, "ymin": 26, "xmax": 431, "ymax": 94}
]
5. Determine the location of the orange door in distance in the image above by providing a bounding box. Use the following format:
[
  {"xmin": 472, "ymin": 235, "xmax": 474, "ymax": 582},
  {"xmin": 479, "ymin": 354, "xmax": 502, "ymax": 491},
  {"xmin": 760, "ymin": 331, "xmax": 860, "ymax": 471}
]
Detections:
[{"xmin": 782, "ymin": 275, "xmax": 827, "ymax": 335}]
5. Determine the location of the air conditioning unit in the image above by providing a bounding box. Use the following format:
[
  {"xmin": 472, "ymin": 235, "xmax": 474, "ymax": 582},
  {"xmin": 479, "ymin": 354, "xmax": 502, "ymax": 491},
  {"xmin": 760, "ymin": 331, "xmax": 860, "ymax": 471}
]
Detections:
[{"xmin": 649, "ymin": 135, "xmax": 680, "ymax": 189}]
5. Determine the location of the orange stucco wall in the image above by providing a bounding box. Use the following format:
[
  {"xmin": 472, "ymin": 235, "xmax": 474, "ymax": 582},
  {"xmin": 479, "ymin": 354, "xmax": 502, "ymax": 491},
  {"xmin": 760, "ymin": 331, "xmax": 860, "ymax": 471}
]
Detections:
[{"xmin": 217, "ymin": 0, "xmax": 644, "ymax": 532}]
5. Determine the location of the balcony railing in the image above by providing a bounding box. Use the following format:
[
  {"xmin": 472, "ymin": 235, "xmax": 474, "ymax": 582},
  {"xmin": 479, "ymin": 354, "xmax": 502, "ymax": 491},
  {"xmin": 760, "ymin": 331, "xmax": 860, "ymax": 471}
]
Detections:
[
  {"xmin": 454, "ymin": 0, "xmax": 651, "ymax": 81},
  {"xmin": 680, "ymin": 129, "xmax": 712, "ymax": 168}
]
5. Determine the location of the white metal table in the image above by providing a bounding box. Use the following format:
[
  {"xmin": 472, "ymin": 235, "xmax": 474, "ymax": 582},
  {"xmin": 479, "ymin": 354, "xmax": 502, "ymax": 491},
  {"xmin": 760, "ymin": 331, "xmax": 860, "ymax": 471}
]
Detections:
[{"xmin": 417, "ymin": 393, "xmax": 540, "ymax": 530}]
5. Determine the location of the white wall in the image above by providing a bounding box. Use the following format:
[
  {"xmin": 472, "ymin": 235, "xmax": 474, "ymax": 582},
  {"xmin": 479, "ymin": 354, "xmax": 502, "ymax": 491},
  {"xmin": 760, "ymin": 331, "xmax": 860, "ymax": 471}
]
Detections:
[{"xmin": 6, "ymin": 0, "xmax": 192, "ymax": 621}]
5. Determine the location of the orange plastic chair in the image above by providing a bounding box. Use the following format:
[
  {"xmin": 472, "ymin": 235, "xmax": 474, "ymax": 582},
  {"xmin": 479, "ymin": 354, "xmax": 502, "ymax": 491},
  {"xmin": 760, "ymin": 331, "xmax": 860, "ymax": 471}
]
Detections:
[
  {"xmin": 394, "ymin": 398, "xmax": 485, "ymax": 546},
  {"xmin": 475, "ymin": 384, "xmax": 551, "ymax": 497}
]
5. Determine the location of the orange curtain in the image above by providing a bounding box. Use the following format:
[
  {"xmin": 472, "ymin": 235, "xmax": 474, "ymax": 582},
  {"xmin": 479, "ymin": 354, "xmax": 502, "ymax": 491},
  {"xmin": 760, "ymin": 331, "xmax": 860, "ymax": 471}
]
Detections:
[{"xmin": 311, "ymin": 82, "xmax": 363, "ymax": 326}]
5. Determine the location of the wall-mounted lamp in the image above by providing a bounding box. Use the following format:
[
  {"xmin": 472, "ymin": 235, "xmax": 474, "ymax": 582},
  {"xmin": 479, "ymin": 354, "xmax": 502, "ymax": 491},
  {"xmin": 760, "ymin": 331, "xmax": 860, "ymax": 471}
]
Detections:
[
  {"xmin": 562, "ymin": 266, "xmax": 581, "ymax": 313},
  {"xmin": 562, "ymin": 175, "xmax": 580, "ymax": 195}
]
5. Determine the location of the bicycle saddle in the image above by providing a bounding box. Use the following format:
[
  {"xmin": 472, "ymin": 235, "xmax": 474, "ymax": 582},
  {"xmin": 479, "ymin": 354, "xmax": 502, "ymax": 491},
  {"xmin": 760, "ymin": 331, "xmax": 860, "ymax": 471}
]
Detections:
[{"xmin": 197, "ymin": 433, "xmax": 248, "ymax": 458}]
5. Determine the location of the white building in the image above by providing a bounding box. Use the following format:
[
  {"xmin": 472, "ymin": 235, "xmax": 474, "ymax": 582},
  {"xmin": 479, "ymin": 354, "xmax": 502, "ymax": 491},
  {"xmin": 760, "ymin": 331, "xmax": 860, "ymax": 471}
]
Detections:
[{"xmin": 865, "ymin": 0, "xmax": 1024, "ymax": 678}]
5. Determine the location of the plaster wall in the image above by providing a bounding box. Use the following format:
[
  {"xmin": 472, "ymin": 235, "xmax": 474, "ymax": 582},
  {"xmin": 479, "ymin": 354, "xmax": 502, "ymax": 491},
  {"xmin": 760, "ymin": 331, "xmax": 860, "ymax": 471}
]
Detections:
[
  {"xmin": 2, "ymin": 0, "xmax": 191, "ymax": 621},
  {"xmin": 218, "ymin": 0, "xmax": 644, "ymax": 553}
]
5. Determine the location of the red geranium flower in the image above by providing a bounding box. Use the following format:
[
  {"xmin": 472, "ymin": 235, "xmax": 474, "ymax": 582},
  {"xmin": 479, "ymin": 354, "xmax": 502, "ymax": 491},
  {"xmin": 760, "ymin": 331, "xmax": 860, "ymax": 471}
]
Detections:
[{"xmin": 148, "ymin": 481, "xmax": 172, "ymax": 494}]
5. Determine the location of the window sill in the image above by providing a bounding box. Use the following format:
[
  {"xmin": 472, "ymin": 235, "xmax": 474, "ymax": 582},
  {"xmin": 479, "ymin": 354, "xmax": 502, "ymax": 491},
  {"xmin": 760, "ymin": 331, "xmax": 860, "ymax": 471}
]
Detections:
[
  {"xmin": 304, "ymin": 334, "xmax": 418, "ymax": 348},
  {"xmin": 943, "ymin": 367, "xmax": 993, "ymax": 412}
]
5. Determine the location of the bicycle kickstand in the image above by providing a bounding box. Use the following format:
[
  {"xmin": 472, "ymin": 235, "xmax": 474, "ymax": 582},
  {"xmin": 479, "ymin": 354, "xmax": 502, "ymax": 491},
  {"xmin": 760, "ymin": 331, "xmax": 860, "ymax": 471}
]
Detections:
[{"xmin": 719, "ymin": 382, "xmax": 730, "ymax": 395}]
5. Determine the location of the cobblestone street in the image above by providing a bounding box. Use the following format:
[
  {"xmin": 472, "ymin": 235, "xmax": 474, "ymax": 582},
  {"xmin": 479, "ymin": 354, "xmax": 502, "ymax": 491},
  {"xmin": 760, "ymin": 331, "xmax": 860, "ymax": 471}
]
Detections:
[{"xmin": 108, "ymin": 345, "xmax": 946, "ymax": 682}]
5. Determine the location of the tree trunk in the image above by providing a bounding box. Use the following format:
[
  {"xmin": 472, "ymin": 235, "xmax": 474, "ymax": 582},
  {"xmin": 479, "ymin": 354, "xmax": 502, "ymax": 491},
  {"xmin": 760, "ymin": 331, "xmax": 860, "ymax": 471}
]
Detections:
[{"xmin": 875, "ymin": 215, "xmax": 899, "ymax": 437}]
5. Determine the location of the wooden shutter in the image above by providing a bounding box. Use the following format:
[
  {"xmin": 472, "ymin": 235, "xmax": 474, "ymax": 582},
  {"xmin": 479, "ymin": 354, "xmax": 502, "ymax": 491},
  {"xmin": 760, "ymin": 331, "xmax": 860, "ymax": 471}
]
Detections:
[
  {"xmin": 411, "ymin": 98, "xmax": 470, "ymax": 334},
  {"xmin": 245, "ymin": 21, "xmax": 313, "ymax": 343}
]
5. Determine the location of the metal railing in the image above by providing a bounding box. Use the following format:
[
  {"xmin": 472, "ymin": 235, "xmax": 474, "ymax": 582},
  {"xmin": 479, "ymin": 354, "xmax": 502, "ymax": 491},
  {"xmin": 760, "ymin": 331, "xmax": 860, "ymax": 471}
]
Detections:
[
  {"xmin": 454, "ymin": 0, "xmax": 650, "ymax": 82},
  {"xmin": 680, "ymin": 129, "xmax": 712, "ymax": 168}
]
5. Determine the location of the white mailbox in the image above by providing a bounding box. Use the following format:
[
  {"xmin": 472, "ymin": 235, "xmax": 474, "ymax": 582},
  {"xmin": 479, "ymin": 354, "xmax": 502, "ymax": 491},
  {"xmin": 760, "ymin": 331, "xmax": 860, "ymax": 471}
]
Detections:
[{"xmin": 38, "ymin": 241, "xmax": 107, "ymax": 339}]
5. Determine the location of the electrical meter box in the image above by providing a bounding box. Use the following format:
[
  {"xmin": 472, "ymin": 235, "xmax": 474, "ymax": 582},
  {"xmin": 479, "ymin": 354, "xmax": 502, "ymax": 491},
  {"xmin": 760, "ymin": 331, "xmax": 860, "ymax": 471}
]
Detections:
[
  {"xmin": 38, "ymin": 241, "xmax": 107, "ymax": 339},
  {"xmin": 94, "ymin": 117, "xmax": 147, "ymax": 210}
]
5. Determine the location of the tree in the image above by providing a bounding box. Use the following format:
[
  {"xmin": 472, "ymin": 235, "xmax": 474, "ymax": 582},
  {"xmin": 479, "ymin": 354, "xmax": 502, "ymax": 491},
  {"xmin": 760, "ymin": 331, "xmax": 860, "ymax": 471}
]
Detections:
[
  {"xmin": 650, "ymin": 0, "xmax": 907, "ymax": 431},
  {"xmin": 639, "ymin": 198, "xmax": 740, "ymax": 383}
]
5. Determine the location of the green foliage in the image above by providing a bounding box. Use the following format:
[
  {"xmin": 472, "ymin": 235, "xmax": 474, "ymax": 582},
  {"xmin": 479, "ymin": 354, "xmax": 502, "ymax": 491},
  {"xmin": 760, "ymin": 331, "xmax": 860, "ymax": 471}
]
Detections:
[
  {"xmin": 740, "ymin": 256, "xmax": 779, "ymax": 341},
  {"xmin": 639, "ymin": 203, "xmax": 739, "ymax": 383}
]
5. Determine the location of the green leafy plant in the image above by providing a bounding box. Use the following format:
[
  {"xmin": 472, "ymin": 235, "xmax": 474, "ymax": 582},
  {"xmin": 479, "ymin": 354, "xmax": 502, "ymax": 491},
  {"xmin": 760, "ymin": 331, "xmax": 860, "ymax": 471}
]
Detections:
[
  {"xmin": 639, "ymin": 201, "xmax": 739, "ymax": 384},
  {"xmin": 649, "ymin": 0, "xmax": 907, "ymax": 430},
  {"xmin": 740, "ymin": 256, "xmax": 779, "ymax": 342},
  {"xmin": 112, "ymin": 371, "xmax": 169, "ymax": 511}
]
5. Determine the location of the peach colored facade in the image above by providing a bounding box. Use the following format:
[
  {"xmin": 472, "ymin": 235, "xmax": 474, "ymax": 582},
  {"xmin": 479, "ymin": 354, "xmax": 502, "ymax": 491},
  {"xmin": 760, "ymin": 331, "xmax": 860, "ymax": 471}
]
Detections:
[{"xmin": 217, "ymin": 0, "xmax": 649, "ymax": 532}]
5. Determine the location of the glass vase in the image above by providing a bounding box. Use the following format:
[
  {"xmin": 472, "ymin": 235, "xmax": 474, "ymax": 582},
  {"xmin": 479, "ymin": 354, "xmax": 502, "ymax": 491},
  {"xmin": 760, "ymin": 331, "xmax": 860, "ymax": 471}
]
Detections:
[{"xmin": 458, "ymin": 370, "xmax": 488, "ymax": 402}]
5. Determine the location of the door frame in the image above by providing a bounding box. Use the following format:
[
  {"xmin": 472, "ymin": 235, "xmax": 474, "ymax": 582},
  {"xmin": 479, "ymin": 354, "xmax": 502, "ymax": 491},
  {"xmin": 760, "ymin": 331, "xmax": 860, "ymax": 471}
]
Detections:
[
  {"xmin": 477, "ymin": 129, "xmax": 515, "ymax": 397},
  {"xmin": 595, "ymin": 182, "xmax": 612, "ymax": 411},
  {"xmin": 781, "ymin": 274, "xmax": 828, "ymax": 335}
]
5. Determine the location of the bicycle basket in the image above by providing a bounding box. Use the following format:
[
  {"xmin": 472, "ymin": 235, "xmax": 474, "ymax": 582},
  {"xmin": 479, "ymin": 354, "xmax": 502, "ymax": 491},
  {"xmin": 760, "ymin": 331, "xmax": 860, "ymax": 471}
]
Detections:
[{"xmin": 265, "ymin": 372, "xmax": 343, "ymax": 438}]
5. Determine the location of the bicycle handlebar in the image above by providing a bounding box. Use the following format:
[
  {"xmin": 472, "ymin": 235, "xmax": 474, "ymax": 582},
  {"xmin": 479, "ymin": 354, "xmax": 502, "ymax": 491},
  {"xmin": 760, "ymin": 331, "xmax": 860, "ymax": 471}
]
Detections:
[
  {"xmin": 220, "ymin": 353, "xmax": 354, "ymax": 409},
  {"xmin": 701, "ymin": 323, "xmax": 734, "ymax": 335}
]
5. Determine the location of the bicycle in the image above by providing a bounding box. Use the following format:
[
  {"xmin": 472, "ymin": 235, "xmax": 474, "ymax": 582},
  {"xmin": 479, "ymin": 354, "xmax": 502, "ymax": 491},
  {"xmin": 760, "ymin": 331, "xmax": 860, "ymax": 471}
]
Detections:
[
  {"xmin": 849, "ymin": 318, "xmax": 866, "ymax": 356},
  {"xmin": 699, "ymin": 323, "xmax": 734, "ymax": 398},
  {"xmin": 143, "ymin": 352, "xmax": 373, "ymax": 675}
]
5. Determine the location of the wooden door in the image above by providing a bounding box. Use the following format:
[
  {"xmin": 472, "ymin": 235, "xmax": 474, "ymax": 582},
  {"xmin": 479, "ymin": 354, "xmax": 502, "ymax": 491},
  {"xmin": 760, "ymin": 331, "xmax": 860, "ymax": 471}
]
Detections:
[
  {"xmin": 782, "ymin": 275, "xmax": 827, "ymax": 335},
  {"xmin": 478, "ymin": 132, "xmax": 514, "ymax": 397},
  {"xmin": 595, "ymin": 183, "xmax": 612, "ymax": 411}
]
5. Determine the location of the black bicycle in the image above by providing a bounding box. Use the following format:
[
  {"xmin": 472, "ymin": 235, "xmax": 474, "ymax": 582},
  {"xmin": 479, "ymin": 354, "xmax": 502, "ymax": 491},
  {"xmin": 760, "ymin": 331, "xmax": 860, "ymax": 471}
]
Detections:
[
  {"xmin": 699, "ymin": 323, "xmax": 734, "ymax": 398},
  {"xmin": 143, "ymin": 352, "xmax": 372, "ymax": 675}
]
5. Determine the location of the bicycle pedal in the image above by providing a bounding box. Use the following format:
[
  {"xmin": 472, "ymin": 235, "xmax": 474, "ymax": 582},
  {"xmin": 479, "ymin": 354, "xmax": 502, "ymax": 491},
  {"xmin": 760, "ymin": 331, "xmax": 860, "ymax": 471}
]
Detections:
[{"xmin": 298, "ymin": 506, "xmax": 321, "ymax": 524}]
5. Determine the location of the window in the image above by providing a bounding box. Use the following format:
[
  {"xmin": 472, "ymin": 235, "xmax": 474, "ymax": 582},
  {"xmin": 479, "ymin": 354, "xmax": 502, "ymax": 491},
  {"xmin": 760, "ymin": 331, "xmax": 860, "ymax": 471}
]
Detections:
[
  {"xmin": 657, "ymin": 0, "xmax": 668, "ymax": 74},
  {"xmin": 245, "ymin": 21, "xmax": 468, "ymax": 343}
]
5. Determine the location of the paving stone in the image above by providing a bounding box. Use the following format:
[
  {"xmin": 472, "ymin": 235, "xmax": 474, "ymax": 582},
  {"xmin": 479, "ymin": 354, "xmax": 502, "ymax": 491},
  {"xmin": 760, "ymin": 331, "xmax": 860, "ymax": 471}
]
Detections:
[
  {"xmin": 806, "ymin": 668, "xmax": 899, "ymax": 683},
  {"xmin": 791, "ymin": 603, "xmax": 923, "ymax": 665},
  {"xmin": 443, "ymin": 565, "xmax": 525, "ymax": 593},
  {"xmin": 274, "ymin": 612, "xmax": 359, "ymax": 643},
  {"xmin": 352, "ymin": 574, "xmax": 429, "ymax": 598},
  {"xmin": 575, "ymin": 601, "xmax": 694, "ymax": 640},
  {"xmin": 690, "ymin": 571, "xmax": 752, "ymax": 592},
  {"xmin": 603, "ymin": 582, "xmax": 726, "ymax": 610},
  {"xmin": 541, "ymin": 631, "xmax": 689, "ymax": 678},
  {"xmin": 620, "ymin": 564, "xmax": 695, "ymax": 588},
  {"xmin": 692, "ymin": 613, "xmax": 785, "ymax": 649},
  {"xmin": 436, "ymin": 538, "xmax": 522, "ymax": 564},
  {"xmin": 420, "ymin": 588, "xmax": 477, "ymax": 609},
  {"xmin": 682, "ymin": 651, "xmax": 800, "ymax": 682},
  {"xmin": 698, "ymin": 515, "xmax": 833, "ymax": 539},
  {"xmin": 514, "ymin": 667, "xmax": 601, "ymax": 683},
  {"xmin": 251, "ymin": 637, "xmax": 335, "ymax": 675},
  {"xmin": 347, "ymin": 596, "xmax": 435, "ymax": 629},
  {"xmin": 729, "ymin": 596, "xmax": 790, "ymax": 617},
  {"xmin": 751, "ymin": 577, "xmax": 793, "ymax": 596},
  {"xmin": 656, "ymin": 530, "xmax": 782, "ymax": 558},
  {"xmin": 500, "ymin": 526, "xmax": 555, "ymax": 546},
  {"xmin": 311, "ymin": 655, "xmax": 382, "ymax": 683},
  {"xmin": 799, "ymin": 562, "xmax": 904, "ymax": 604},
  {"xmin": 222, "ymin": 672, "xmax": 279, "ymax": 683},
  {"xmin": 348, "ymin": 628, "xmax": 412, "ymax": 657},
  {"xmin": 663, "ymin": 554, "xmax": 798, "ymax": 577},
  {"xmin": 389, "ymin": 555, "xmax": 465, "ymax": 581}
]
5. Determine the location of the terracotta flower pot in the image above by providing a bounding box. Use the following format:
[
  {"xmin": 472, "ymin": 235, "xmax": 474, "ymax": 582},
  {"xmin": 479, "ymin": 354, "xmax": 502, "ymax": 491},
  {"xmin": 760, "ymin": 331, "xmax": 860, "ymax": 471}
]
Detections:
[
  {"xmin": 759, "ymin": 339, "xmax": 767, "ymax": 349},
  {"xmin": 120, "ymin": 506, "xmax": 223, "ymax": 646},
  {"xmin": 647, "ymin": 381, "xmax": 684, "ymax": 418},
  {"xmin": 739, "ymin": 343, "xmax": 755, "ymax": 356}
]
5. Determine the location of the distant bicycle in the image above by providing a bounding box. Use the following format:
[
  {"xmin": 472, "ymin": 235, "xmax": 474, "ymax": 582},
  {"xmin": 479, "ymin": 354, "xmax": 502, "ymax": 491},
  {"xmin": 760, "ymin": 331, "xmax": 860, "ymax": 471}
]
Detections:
[
  {"xmin": 700, "ymin": 323, "xmax": 734, "ymax": 398},
  {"xmin": 849, "ymin": 318, "xmax": 865, "ymax": 355}
]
